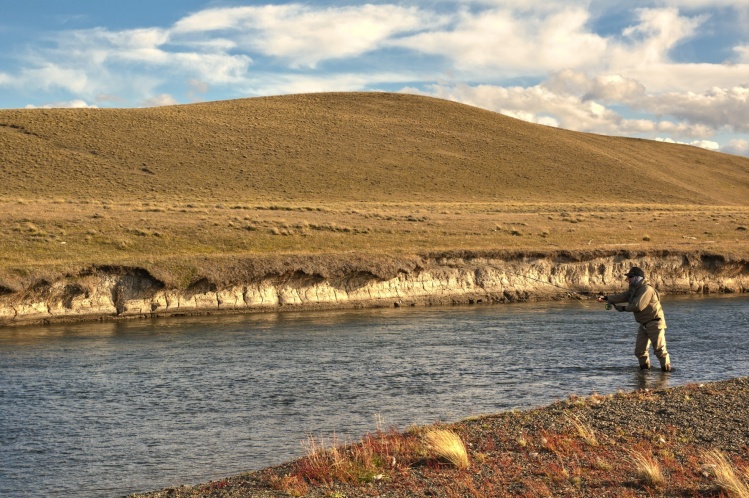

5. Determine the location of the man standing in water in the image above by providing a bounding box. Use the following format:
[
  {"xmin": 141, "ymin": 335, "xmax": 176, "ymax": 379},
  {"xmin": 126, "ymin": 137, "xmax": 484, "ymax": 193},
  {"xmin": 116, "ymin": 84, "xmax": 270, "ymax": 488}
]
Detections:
[{"xmin": 597, "ymin": 267, "xmax": 672, "ymax": 372}]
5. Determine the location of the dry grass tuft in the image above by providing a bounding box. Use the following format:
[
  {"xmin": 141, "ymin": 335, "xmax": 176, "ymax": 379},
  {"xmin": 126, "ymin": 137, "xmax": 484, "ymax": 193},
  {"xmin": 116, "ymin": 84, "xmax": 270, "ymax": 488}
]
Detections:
[
  {"xmin": 629, "ymin": 448, "xmax": 665, "ymax": 487},
  {"xmin": 425, "ymin": 429, "xmax": 470, "ymax": 469},
  {"xmin": 703, "ymin": 449, "xmax": 749, "ymax": 498},
  {"xmin": 293, "ymin": 428, "xmax": 424, "ymax": 486},
  {"xmin": 567, "ymin": 415, "xmax": 598, "ymax": 446}
]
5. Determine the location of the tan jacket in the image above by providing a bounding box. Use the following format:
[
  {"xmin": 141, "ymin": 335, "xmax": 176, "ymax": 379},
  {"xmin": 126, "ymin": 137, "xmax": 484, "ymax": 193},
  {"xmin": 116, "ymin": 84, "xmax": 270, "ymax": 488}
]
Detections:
[{"xmin": 607, "ymin": 280, "xmax": 666, "ymax": 328}]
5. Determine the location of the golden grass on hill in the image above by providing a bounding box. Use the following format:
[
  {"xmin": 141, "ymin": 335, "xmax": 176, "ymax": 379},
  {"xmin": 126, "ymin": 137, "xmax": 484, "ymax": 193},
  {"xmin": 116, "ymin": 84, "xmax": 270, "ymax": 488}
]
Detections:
[
  {"xmin": 2, "ymin": 92, "xmax": 748, "ymax": 205},
  {"xmin": 1, "ymin": 92, "xmax": 748, "ymax": 282}
]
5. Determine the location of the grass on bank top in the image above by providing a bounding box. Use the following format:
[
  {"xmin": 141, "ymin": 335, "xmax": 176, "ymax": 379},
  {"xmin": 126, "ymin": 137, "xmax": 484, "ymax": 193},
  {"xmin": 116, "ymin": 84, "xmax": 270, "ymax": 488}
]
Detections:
[{"xmin": 1, "ymin": 198, "xmax": 747, "ymax": 289}]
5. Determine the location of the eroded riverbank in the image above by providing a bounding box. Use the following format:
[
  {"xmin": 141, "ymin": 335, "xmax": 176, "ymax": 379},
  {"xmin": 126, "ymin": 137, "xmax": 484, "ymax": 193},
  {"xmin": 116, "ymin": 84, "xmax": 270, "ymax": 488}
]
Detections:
[{"xmin": 1, "ymin": 249, "xmax": 747, "ymax": 327}]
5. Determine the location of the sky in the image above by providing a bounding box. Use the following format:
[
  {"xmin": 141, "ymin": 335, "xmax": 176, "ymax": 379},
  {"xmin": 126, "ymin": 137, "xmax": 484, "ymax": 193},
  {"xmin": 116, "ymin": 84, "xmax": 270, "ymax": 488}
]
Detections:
[{"xmin": 1, "ymin": 1, "xmax": 748, "ymax": 157}]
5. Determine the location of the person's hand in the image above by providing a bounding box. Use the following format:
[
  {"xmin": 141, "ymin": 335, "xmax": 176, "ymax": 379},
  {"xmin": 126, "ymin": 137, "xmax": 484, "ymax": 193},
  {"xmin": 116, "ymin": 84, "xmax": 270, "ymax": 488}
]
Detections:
[{"xmin": 597, "ymin": 295, "xmax": 606, "ymax": 302}]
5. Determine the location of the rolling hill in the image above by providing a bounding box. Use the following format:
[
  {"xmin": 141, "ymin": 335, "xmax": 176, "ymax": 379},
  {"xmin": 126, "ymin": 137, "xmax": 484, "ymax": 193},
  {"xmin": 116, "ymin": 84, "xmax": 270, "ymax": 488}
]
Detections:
[{"xmin": 2, "ymin": 92, "xmax": 748, "ymax": 205}]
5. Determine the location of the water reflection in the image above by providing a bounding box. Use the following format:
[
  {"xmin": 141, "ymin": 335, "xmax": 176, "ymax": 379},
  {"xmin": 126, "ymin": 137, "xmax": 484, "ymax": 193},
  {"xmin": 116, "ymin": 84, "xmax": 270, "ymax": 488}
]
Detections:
[
  {"xmin": 634, "ymin": 370, "xmax": 672, "ymax": 391},
  {"xmin": 0, "ymin": 294, "xmax": 747, "ymax": 498}
]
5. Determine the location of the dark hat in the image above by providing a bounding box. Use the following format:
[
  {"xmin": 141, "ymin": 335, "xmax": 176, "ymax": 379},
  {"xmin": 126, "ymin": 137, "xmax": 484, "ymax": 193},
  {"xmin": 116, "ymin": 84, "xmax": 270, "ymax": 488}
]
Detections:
[{"xmin": 625, "ymin": 267, "xmax": 645, "ymax": 278}]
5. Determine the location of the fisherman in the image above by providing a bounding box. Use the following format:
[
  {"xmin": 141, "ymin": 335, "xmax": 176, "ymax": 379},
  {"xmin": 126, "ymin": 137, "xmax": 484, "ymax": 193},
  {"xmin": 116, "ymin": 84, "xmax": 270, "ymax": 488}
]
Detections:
[{"xmin": 597, "ymin": 267, "xmax": 672, "ymax": 372}]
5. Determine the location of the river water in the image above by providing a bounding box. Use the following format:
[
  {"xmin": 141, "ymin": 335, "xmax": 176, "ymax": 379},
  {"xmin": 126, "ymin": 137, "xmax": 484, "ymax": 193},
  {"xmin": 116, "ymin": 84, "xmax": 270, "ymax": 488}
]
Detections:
[{"xmin": 1, "ymin": 294, "xmax": 748, "ymax": 497}]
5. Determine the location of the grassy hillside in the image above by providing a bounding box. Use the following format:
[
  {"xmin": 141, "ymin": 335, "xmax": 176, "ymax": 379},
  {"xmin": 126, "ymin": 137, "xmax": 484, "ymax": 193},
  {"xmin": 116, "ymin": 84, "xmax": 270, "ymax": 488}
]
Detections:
[
  {"xmin": 1, "ymin": 92, "xmax": 748, "ymax": 287},
  {"xmin": 2, "ymin": 92, "xmax": 748, "ymax": 205}
]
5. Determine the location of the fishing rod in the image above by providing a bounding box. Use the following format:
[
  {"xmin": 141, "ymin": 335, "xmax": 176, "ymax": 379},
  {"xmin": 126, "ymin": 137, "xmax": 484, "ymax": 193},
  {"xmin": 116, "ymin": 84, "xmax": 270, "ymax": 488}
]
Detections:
[
  {"xmin": 502, "ymin": 271, "xmax": 596, "ymax": 308},
  {"xmin": 502, "ymin": 270, "xmax": 622, "ymax": 310}
]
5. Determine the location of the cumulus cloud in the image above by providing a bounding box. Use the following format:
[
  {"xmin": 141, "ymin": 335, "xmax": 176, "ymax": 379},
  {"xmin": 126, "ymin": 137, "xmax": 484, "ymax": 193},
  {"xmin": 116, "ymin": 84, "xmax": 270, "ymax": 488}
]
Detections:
[
  {"xmin": 409, "ymin": 79, "xmax": 727, "ymax": 141},
  {"xmin": 173, "ymin": 4, "xmax": 433, "ymax": 68},
  {"xmin": 396, "ymin": 6, "xmax": 607, "ymax": 76},
  {"xmin": 545, "ymin": 70, "xmax": 647, "ymax": 102},
  {"xmin": 188, "ymin": 79, "xmax": 209, "ymax": 94},
  {"xmin": 617, "ymin": 8, "xmax": 704, "ymax": 64},
  {"xmin": 0, "ymin": 1, "xmax": 746, "ymax": 153},
  {"xmin": 25, "ymin": 99, "xmax": 97, "ymax": 109},
  {"xmin": 638, "ymin": 85, "xmax": 749, "ymax": 132},
  {"xmin": 243, "ymin": 70, "xmax": 417, "ymax": 96},
  {"xmin": 3, "ymin": 25, "xmax": 251, "ymax": 104},
  {"xmin": 656, "ymin": 137, "xmax": 720, "ymax": 150},
  {"xmin": 652, "ymin": 0, "xmax": 749, "ymax": 9},
  {"xmin": 537, "ymin": 70, "xmax": 749, "ymax": 136},
  {"xmin": 722, "ymin": 138, "xmax": 749, "ymax": 156},
  {"xmin": 141, "ymin": 94, "xmax": 179, "ymax": 107},
  {"xmin": 734, "ymin": 45, "xmax": 749, "ymax": 62}
]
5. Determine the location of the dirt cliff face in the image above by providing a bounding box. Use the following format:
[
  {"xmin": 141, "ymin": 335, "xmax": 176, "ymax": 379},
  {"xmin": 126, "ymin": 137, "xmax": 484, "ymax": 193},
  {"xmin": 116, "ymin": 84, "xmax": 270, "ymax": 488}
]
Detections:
[{"xmin": 1, "ymin": 251, "xmax": 746, "ymax": 327}]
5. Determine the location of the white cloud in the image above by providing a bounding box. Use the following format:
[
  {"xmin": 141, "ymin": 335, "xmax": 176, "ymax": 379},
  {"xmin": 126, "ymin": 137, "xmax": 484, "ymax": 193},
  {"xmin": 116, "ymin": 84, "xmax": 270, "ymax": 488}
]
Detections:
[
  {"xmin": 722, "ymin": 138, "xmax": 749, "ymax": 156},
  {"xmin": 396, "ymin": 6, "xmax": 607, "ymax": 76},
  {"xmin": 616, "ymin": 62, "xmax": 749, "ymax": 95},
  {"xmin": 167, "ymin": 52, "xmax": 251, "ymax": 84},
  {"xmin": 618, "ymin": 8, "xmax": 704, "ymax": 65},
  {"xmin": 188, "ymin": 79, "xmax": 209, "ymax": 94},
  {"xmin": 638, "ymin": 85, "xmax": 749, "ymax": 132},
  {"xmin": 735, "ymin": 45, "xmax": 749, "ymax": 62},
  {"xmin": 2, "ymin": 25, "xmax": 251, "ymax": 103},
  {"xmin": 0, "ymin": 1, "xmax": 746, "ymax": 154},
  {"xmin": 538, "ymin": 70, "xmax": 749, "ymax": 135},
  {"xmin": 545, "ymin": 70, "xmax": 647, "ymax": 101},
  {"xmin": 141, "ymin": 94, "xmax": 179, "ymax": 107},
  {"xmin": 595, "ymin": 9, "xmax": 748, "ymax": 93},
  {"xmin": 244, "ymin": 71, "xmax": 416, "ymax": 96},
  {"xmin": 407, "ymin": 82, "xmax": 628, "ymax": 134},
  {"xmin": 656, "ymin": 137, "xmax": 720, "ymax": 150},
  {"xmin": 19, "ymin": 64, "xmax": 92, "ymax": 94},
  {"xmin": 653, "ymin": 0, "xmax": 749, "ymax": 8},
  {"xmin": 410, "ymin": 80, "xmax": 726, "ymax": 140},
  {"xmin": 173, "ymin": 4, "xmax": 433, "ymax": 68},
  {"xmin": 25, "ymin": 99, "xmax": 97, "ymax": 109}
]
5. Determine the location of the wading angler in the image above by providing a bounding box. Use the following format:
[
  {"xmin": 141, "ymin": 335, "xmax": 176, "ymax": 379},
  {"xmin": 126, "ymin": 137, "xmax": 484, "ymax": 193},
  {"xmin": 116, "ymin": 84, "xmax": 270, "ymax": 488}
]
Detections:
[{"xmin": 597, "ymin": 267, "xmax": 672, "ymax": 372}]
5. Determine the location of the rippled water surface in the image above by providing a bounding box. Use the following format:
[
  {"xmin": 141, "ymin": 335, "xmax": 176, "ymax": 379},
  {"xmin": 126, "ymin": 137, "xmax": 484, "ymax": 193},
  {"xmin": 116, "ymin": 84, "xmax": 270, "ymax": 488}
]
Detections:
[{"xmin": 1, "ymin": 294, "xmax": 748, "ymax": 497}]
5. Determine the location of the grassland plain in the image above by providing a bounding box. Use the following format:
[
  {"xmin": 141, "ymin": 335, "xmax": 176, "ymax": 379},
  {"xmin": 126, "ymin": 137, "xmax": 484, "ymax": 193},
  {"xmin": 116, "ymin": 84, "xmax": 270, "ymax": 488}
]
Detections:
[{"xmin": 1, "ymin": 92, "xmax": 748, "ymax": 294}]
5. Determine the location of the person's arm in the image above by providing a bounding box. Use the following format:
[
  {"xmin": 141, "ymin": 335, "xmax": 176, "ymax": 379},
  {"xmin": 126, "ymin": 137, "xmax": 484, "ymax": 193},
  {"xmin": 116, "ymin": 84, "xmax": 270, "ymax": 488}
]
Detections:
[
  {"xmin": 601, "ymin": 291, "xmax": 629, "ymax": 304},
  {"xmin": 596, "ymin": 291, "xmax": 629, "ymax": 311}
]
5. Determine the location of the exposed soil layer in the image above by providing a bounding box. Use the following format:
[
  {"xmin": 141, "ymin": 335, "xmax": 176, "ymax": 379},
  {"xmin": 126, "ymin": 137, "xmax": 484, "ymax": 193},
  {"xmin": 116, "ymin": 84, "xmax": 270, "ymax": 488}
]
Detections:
[{"xmin": 2, "ymin": 249, "xmax": 747, "ymax": 327}]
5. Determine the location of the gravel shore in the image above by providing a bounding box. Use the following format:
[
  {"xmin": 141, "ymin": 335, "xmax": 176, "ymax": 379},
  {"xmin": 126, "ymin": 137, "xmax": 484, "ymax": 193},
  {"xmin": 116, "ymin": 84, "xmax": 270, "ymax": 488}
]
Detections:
[{"xmin": 129, "ymin": 376, "xmax": 749, "ymax": 497}]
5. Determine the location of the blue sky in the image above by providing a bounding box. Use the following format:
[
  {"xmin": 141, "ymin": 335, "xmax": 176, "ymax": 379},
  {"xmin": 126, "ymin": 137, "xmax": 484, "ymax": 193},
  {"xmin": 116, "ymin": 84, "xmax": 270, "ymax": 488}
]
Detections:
[{"xmin": 1, "ymin": 1, "xmax": 748, "ymax": 156}]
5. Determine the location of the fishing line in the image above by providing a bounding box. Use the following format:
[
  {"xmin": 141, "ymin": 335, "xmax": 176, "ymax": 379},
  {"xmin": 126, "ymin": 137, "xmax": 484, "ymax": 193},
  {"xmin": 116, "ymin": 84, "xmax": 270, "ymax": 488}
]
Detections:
[
  {"xmin": 155, "ymin": 332, "xmax": 203, "ymax": 371},
  {"xmin": 498, "ymin": 268, "xmax": 621, "ymax": 309}
]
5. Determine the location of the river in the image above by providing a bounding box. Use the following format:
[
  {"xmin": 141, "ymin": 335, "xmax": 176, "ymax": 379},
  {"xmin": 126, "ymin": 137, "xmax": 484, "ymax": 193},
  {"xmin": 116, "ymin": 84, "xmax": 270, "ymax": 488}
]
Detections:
[{"xmin": 1, "ymin": 294, "xmax": 748, "ymax": 497}]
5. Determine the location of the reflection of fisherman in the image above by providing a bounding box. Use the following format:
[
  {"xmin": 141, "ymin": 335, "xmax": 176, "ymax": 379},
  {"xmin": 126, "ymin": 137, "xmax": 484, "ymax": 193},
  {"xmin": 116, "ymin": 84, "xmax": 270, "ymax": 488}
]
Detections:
[{"xmin": 597, "ymin": 267, "xmax": 672, "ymax": 372}]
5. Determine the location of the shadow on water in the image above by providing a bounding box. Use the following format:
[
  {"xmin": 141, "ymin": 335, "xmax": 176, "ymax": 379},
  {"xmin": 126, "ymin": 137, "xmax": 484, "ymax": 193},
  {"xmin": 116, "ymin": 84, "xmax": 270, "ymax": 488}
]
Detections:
[{"xmin": 1, "ymin": 293, "xmax": 747, "ymax": 497}]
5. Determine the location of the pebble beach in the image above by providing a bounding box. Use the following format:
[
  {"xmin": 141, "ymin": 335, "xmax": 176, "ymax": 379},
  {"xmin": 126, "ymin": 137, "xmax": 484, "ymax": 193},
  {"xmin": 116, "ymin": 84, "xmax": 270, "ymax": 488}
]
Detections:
[{"xmin": 129, "ymin": 376, "xmax": 749, "ymax": 497}]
